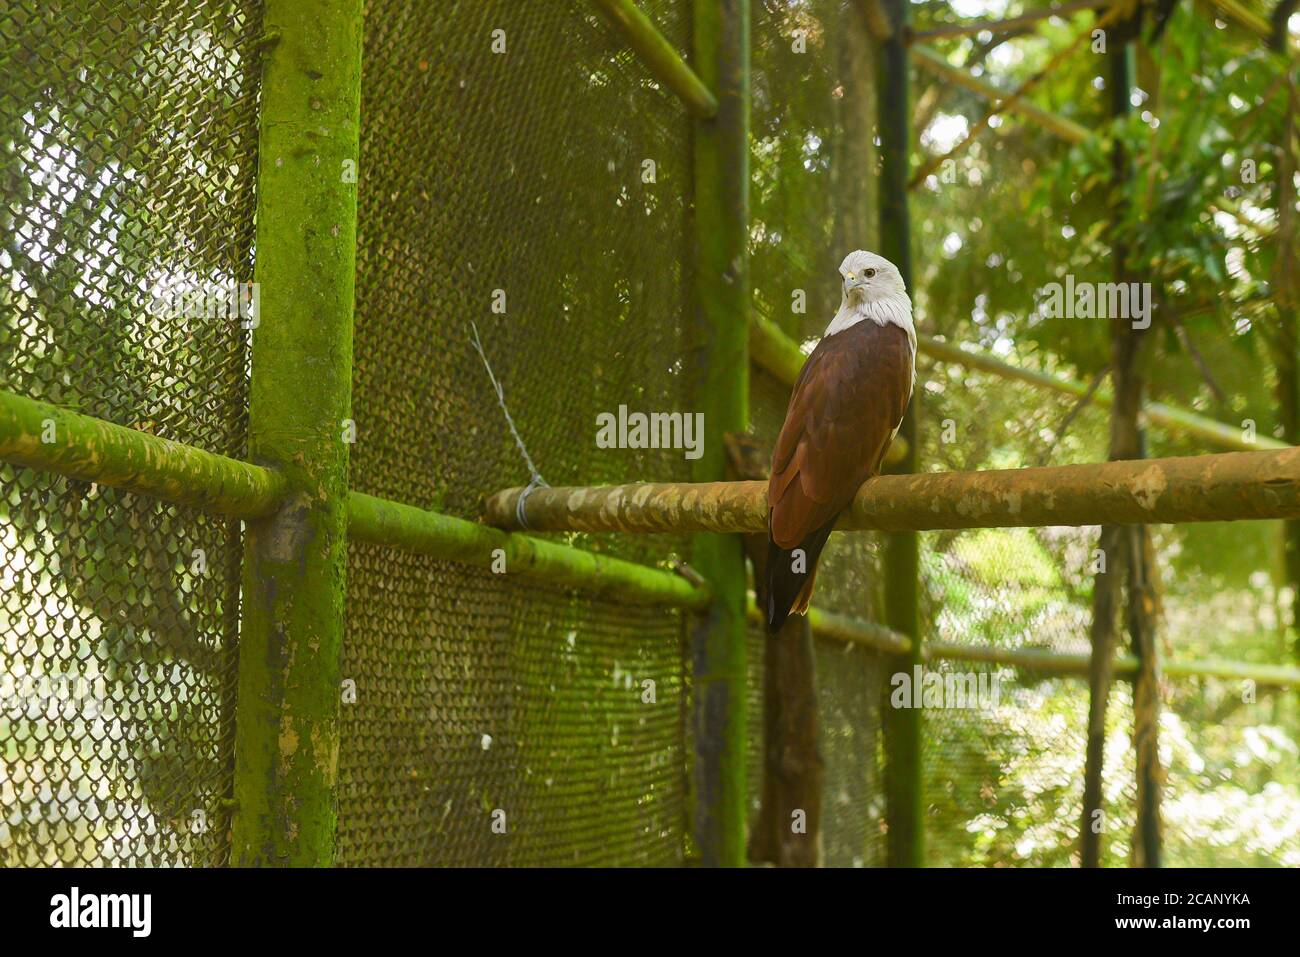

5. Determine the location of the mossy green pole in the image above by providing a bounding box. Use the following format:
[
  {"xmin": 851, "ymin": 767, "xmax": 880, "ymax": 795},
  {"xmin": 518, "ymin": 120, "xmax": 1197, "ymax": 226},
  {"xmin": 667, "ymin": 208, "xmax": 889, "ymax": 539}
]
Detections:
[
  {"xmin": 877, "ymin": 0, "xmax": 923, "ymax": 868},
  {"xmin": 690, "ymin": 0, "xmax": 749, "ymax": 867},
  {"xmin": 231, "ymin": 0, "xmax": 362, "ymax": 866},
  {"xmin": 0, "ymin": 390, "xmax": 286, "ymax": 518},
  {"xmin": 591, "ymin": 0, "xmax": 719, "ymax": 118}
]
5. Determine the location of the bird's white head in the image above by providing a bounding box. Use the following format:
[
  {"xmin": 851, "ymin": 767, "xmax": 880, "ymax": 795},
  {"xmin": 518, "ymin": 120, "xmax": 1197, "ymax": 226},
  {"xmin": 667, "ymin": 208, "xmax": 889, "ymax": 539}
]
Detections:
[
  {"xmin": 839, "ymin": 250, "xmax": 907, "ymax": 306},
  {"xmin": 827, "ymin": 250, "xmax": 914, "ymax": 341}
]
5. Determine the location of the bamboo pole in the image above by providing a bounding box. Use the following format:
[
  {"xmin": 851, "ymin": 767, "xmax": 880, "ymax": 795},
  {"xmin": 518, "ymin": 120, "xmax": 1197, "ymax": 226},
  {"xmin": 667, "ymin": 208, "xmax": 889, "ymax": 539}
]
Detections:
[
  {"xmin": 484, "ymin": 446, "xmax": 1300, "ymax": 534},
  {"xmin": 930, "ymin": 642, "xmax": 1300, "ymax": 687},
  {"xmin": 910, "ymin": 43, "xmax": 1091, "ymax": 144},
  {"xmin": 591, "ymin": 0, "xmax": 719, "ymax": 117},
  {"xmin": 230, "ymin": 0, "xmax": 363, "ymax": 867},
  {"xmin": 689, "ymin": 0, "xmax": 750, "ymax": 868},
  {"xmin": 1206, "ymin": 0, "xmax": 1274, "ymax": 41},
  {"xmin": 919, "ymin": 335, "xmax": 1287, "ymax": 453},
  {"xmin": 0, "ymin": 389, "xmax": 285, "ymax": 518},
  {"xmin": 747, "ymin": 600, "xmax": 1300, "ymax": 685},
  {"xmin": 348, "ymin": 491, "xmax": 709, "ymax": 609},
  {"xmin": 877, "ymin": 0, "xmax": 924, "ymax": 869}
]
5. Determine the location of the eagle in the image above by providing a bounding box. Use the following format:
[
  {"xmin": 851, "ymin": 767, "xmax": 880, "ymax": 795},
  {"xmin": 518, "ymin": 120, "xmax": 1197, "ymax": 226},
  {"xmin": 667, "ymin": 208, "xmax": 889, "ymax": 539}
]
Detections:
[{"xmin": 766, "ymin": 250, "xmax": 916, "ymax": 633}]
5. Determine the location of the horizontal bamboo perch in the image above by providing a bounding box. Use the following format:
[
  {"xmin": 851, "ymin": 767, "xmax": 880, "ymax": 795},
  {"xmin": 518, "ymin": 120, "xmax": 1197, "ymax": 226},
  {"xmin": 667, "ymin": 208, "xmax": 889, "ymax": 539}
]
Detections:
[
  {"xmin": 349, "ymin": 491, "xmax": 710, "ymax": 609},
  {"xmin": 909, "ymin": 0, "xmax": 1121, "ymax": 41},
  {"xmin": 484, "ymin": 446, "xmax": 1300, "ymax": 533},
  {"xmin": 0, "ymin": 389, "xmax": 287, "ymax": 518}
]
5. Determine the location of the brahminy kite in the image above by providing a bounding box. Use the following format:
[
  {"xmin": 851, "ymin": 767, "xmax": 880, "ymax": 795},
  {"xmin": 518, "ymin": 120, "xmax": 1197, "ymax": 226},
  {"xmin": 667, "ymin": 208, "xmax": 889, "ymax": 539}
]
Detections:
[{"xmin": 766, "ymin": 250, "xmax": 916, "ymax": 632}]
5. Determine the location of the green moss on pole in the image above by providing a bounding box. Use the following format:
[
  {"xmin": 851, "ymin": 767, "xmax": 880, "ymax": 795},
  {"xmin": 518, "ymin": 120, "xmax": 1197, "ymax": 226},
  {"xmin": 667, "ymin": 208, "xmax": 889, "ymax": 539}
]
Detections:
[
  {"xmin": 350, "ymin": 492, "xmax": 710, "ymax": 609},
  {"xmin": 690, "ymin": 0, "xmax": 750, "ymax": 868},
  {"xmin": 590, "ymin": 0, "xmax": 719, "ymax": 118},
  {"xmin": 230, "ymin": 0, "xmax": 363, "ymax": 867},
  {"xmin": 0, "ymin": 389, "xmax": 285, "ymax": 518}
]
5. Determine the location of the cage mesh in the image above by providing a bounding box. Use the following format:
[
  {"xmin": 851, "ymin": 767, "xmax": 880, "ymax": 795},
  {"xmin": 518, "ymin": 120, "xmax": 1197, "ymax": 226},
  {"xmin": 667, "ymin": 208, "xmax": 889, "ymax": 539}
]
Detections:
[
  {"xmin": 0, "ymin": 0, "xmax": 263, "ymax": 865},
  {"xmin": 337, "ymin": 0, "xmax": 695, "ymax": 866}
]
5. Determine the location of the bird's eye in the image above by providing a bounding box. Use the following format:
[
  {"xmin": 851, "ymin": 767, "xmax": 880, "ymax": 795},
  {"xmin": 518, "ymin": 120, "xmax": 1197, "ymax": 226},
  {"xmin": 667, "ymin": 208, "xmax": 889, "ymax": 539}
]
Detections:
[{"xmin": 864, "ymin": 268, "xmax": 876, "ymax": 278}]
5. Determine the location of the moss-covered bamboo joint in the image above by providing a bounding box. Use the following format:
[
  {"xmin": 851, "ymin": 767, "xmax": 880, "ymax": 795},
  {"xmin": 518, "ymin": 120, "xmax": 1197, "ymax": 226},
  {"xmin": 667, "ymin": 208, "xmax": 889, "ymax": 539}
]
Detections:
[
  {"xmin": 485, "ymin": 446, "xmax": 1300, "ymax": 534},
  {"xmin": 0, "ymin": 389, "xmax": 286, "ymax": 517},
  {"xmin": 590, "ymin": 0, "xmax": 718, "ymax": 118},
  {"xmin": 349, "ymin": 492, "xmax": 709, "ymax": 608}
]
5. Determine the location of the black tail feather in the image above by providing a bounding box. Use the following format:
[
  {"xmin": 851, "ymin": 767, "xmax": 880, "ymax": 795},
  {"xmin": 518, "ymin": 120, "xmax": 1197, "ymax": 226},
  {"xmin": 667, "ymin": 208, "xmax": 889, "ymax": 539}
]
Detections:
[{"xmin": 765, "ymin": 517, "xmax": 837, "ymax": 634}]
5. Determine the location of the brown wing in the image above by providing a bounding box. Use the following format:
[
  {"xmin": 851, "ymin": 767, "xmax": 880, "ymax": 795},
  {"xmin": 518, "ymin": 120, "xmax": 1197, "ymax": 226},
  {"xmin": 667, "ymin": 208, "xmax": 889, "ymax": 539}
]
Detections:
[{"xmin": 767, "ymin": 320, "xmax": 914, "ymax": 549}]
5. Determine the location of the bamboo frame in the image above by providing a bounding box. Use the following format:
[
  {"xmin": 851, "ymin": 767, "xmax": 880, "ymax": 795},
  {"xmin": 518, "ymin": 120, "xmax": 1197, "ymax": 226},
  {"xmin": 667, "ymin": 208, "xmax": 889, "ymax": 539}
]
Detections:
[
  {"xmin": 590, "ymin": 0, "xmax": 719, "ymax": 117},
  {"xmin": 750, "ymin": 600, "xmax": 1300, "ymax": 687},
  {"xmin": 485, "ymin": 446, "xmax": 1300, "ymax": 533},
  {"xmin": 0, "ymin": 388, "xmax": 711, "ymax": 611},
  {"xmin": 229, "ymin": 0, "xmax": 363, "ymax": 867},
  {"xmin": 689, "ymin": 0, "xmax": 751, "ymax": 868},
  {"xmin": 2, "ymin": 0, "xmax": 1295, "ymax": 875}
]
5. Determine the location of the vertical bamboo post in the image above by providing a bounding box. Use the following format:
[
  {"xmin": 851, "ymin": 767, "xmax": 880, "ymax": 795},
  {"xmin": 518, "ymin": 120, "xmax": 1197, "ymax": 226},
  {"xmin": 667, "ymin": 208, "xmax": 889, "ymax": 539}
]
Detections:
[
  {"xmin": 876, "ymin": 0, "xmax": 923, "ymax": 868},
  {"xmin": 230, "ymin": 0, "xmax": 362, "ymax": 866},
  {"xmin": 690, "ymin": 0, "xmax": 750, "ymax": 867}
]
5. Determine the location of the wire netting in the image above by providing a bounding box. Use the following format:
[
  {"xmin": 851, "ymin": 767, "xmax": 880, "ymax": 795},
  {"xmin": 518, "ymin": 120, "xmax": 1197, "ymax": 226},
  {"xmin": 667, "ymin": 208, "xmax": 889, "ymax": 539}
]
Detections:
[
  {"xmin": 337, "ymin": 0, "xmax": 696, "ymax": 866},
  {"xmin": 0, "ymin": 0, "xmax": 263, "ymax": 865}
]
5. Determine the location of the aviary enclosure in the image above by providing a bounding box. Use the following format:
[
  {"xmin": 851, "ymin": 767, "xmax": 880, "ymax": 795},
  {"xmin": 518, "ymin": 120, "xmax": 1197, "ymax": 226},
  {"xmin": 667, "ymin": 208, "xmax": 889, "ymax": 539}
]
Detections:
[{"xmin": 1, "ymin": 0, "xmax": 1298, "ymax": 869}]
